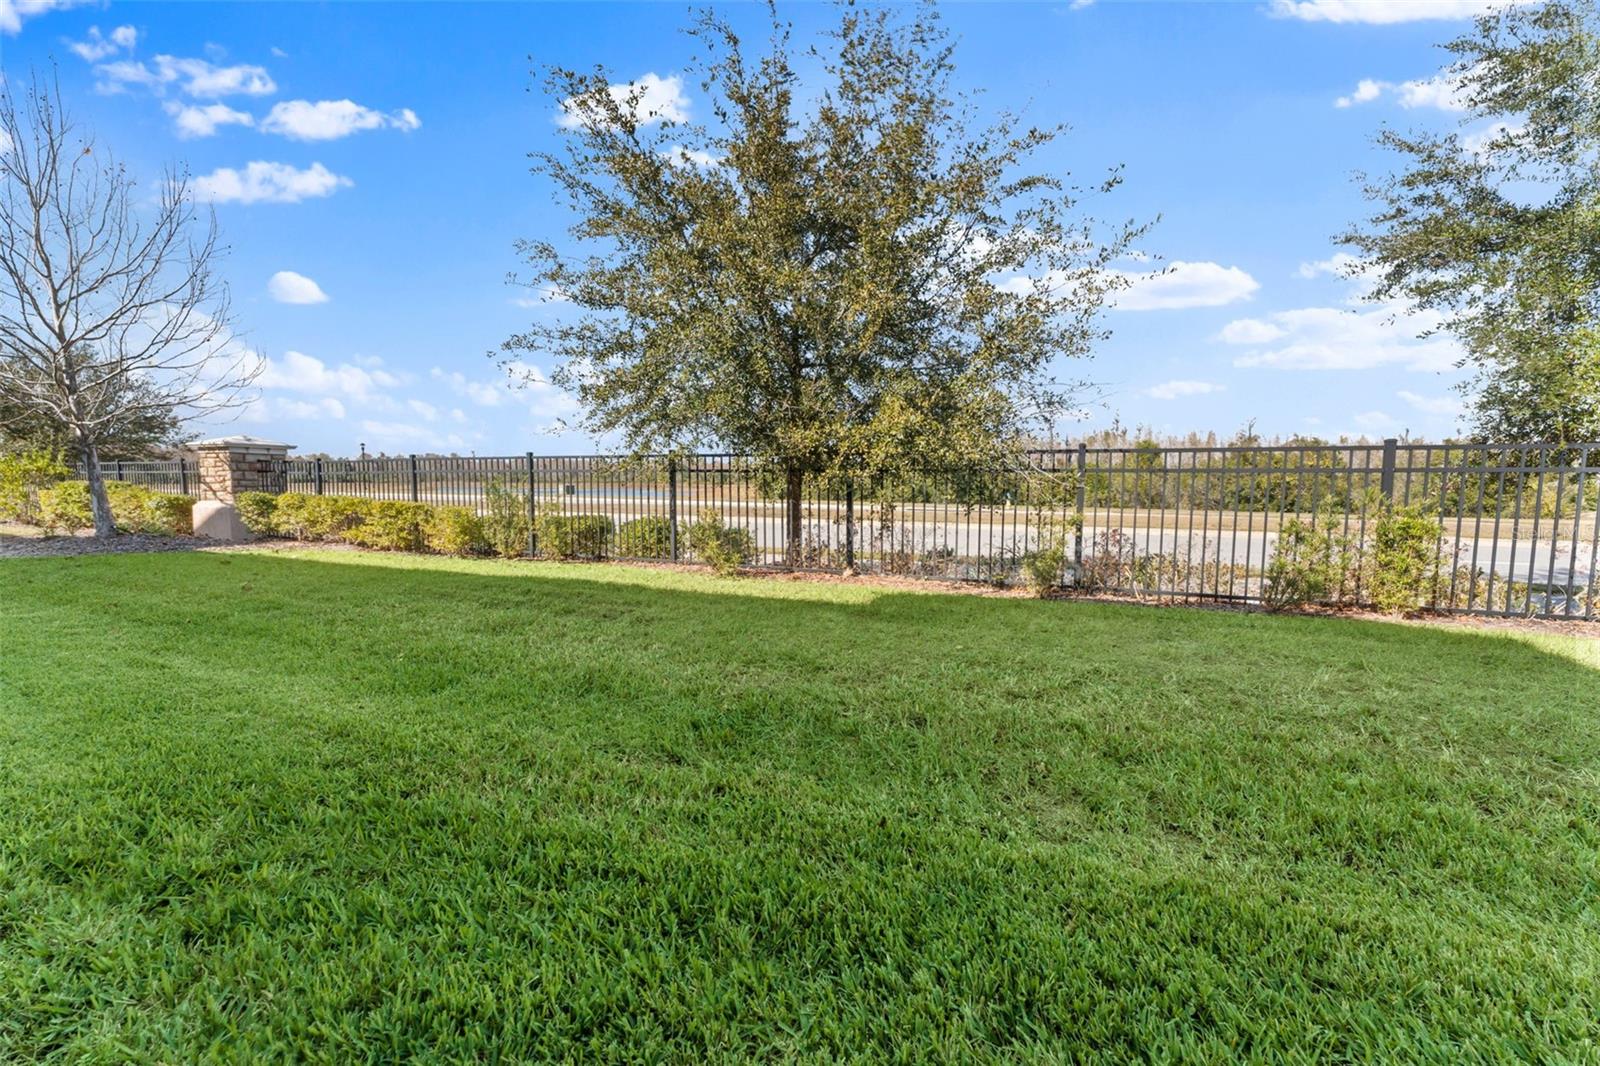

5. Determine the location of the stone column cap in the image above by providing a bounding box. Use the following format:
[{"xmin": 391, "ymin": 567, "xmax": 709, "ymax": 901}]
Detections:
[{"xmin": 193, "ymin": 435, "xmax": 295, "ymax": 451}]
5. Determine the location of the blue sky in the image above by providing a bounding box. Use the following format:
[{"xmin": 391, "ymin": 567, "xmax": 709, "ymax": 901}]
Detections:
[{"xmin": 0, "ymin": 0, "xmax": 1521, "ymax": 455}]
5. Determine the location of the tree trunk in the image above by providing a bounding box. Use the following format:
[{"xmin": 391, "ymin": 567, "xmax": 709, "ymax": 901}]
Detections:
[
  {"xmin": 785, "ymin": 464, "xmax": 804, "ymax": 568},
  {"xmin": 82, "ymin": 439, "xmax": 116, "ymax": 539}
]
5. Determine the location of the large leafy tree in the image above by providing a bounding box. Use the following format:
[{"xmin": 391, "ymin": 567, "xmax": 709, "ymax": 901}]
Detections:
[
  {"xmin": 1342, "ymin": 0, "xmax": 1600, "ymax": 445},
  {"xmin": 502, "ymin": 3, "xmax": 1147, "ymax": 558},
  {"xmin": 0, "ymin": 346, "xmax": 183, "ymax": 461}
]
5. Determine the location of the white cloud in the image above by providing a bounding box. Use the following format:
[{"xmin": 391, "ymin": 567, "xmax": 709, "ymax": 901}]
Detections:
[
  {"xmin": 260, "ymin": 99, "xmax": 422, "ymax": 141},
  {"xmin": 662, "ymin": 144, "xmax": 722, "ymax": 168},
  {"xmin": 0, "ymin": 0, "xmax": 89, "ymax": 35},
  {"xmin": 1397, "ymin": 389, "xmax": 1464, "ymax": 417},
  {"xmin": 558, "ymin": 72, "xmax": 689, "ymax": 130},
  {"xmin": 431, "ymin": 367, "xmax": 509, "ymax": 407},
  {"xmin": 998, "ymin": 259, "xmax": 1258, "ymax": 310},
  {"xmin": 275, "ymin": 397, "xmax": 346, "ymax": 421},
  {"xmin": 259, "ymin": 350, "xmax": 401, "ymax": 401},
  {"xmin": 1223, "ymin": 304, "xmax": 1461, "ymax": 371},
  {"xmin": 1335, "ymin": 72, "xmax": 1469, "ymax": 111},
  {"xmin": 1145, "ymin": 380, "xmax": 1226, "ymax": 401},
  {"xmin": 1296, "ymin": 252, "xmax": 1367, "ymax": 281},
  {"xmin": 66, "ymin": 23, "xmax": 136, "ymax": 61},
  {"xmin": 1461, "ymin": 119, "xmax": 1524, "ymax": 157},
  {"xmin": 1273, "ymin": 0, "xmax": 1536, "ymax": 24},
  {"xmin": 165, "ymin": 101, "xmax": 254, "ymax": 139},
  {"xmin": 192, "ymin": 161, "xmax": 352, "ymax": 205},
  {"xmin": 359, "ymin": 420, "xmax": 467, "ymax": 452},
  {"xmin": 1217, "ymin": 318, "xmax": 1287, "ymax": 344},
  {"xmin": 1114, "ymin": 261, "xmax": 1259, "ymax": 311},
  {"xmin": 267, "ymin": 270, "xmax": 329, "ymax": 304},
  {"xmin": 95, "ymin": 54, "xmax": 276, "ymax": 97},
  {"xmin": 408, "ymin": 399, "xmax": 439, "ymax": 422}
]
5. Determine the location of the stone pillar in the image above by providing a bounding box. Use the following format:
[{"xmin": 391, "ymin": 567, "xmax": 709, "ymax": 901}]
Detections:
[{"xmin": 191, "ymin": 436, "xmax": 293, "ymax": 541}]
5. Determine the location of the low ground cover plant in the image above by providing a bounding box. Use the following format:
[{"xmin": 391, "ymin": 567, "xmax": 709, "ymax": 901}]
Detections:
[
  {"xmin": 534, "ymin": 506, "xmax": 614, "ymax": 560},
  {"xmin": 615, "ymin": 515, "xmax": 675, "ymax": 559}
]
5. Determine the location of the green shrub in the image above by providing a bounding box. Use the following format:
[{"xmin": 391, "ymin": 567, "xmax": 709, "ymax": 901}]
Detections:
[
  {"xmin": 236, "ymin": 492, "xmax": 281, "ymax": 537},
  {"xmin": 274, "ymin": 493, "xmax": 374, "ymax": 541},
  {"xmin": 0, "ymin": 450, "xmax": 68, "ymax": 523},
  {"xmin": 36, "ymin": 480, "xmax": 92, "ymax": 533},
  {"xmin": 615, "ymin": 515, "xmax": 675, "ymax": 559},
  {"xmin": 482, "ymin": 479, "xmax": 531, "ymax": 559},
  {"xmin": 104, "ymin": 482, "xmax": 194, "ymax": 536},
  {"xmin": 687, "ymin": 509, "xmax": 754, "ymax": 576},
  {"xmin": 1368, "ymin": 504, "xmax": 1444, "ymax": 615},
  {"xmin": 425, "ymin": 506, "xmax": 488, "ymax": 557},
  {"xmin": 344, "ymin": 500, "xmax": 432, "ymax": 552},
  {"xmin": 535, "ymin": 507, "xmax": 614, "ymax": 560},
  {"xmin": 1263, "ymin": 502, "xmax": 1360, "ymax": 611},
  {"xmin": 1021, "ymin": 545, "xmax": 1067, "ymax": 597}
]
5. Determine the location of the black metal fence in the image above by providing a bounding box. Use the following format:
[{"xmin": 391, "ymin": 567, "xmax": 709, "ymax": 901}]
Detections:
[
  {"xmin": 101, "ymin": 441, "xmax": 1600, "ymax": 621},
  {"xmin": 99, "ymin": 459, "xmax": 193, "ymax": 496}
]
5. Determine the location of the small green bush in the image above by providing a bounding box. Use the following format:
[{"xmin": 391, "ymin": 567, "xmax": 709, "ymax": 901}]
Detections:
[
  {"xmin": 0, "ymin": 450, "xmax": 68, "ymax": 523},
  {"xmin": 1021, "ymin": 545, "xmax": 1067, "ymax": 597},
  {"xmin": 687, "ymin": 509, "xmax": 754, "ymax": 576},
  {"xmin": 344, "ymin": 500, "xmax": 431, "ymax": 552},
  {"xmin": 536, "ymin": 507, "xmax": 614, "ymax": 560},
  {"xmin": 236, "ymin": 492, "xmax": 281, "ymax": 537},
  {"xmin": 36, "ymin": 480, "xmax": 92, "ymax": 533},
  {"xmin": 105, "ymin": 482, "xmax": 194, "ymax": 535},
  {"xmin": 426, "ymin": 506, "xmax": 488, "ymax": 557},
  {"xmin": 1263, "ymin": 501, "xmax": 1360, "ymax": 611},
  {"xmin": 615, "ymin": 515, "xmax": 676, "ymax": 559},
  {"xmin": 482, "ymin": 479, "xmax": 530, "ymax": 559},
  {"xmin": 274, "ymin": 493, "xmax": 374, "ymax": 541},
  {"xmin": 1368, "ymin": 504, "xmax": 1444, "ymax": 615}
]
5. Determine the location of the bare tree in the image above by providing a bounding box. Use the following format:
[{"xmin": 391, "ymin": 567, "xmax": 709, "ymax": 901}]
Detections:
[{"xmin": 0, "ymin": 73, "xmax": 257, "ymax": 537}]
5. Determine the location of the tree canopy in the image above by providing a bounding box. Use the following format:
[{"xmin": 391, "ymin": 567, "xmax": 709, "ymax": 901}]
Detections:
[
  {"xmin": 1342, "ymin": 0, "xmax": 1600, "ymax": 445},
  {"xmin": 502, "ymin": 2, "xmax": 1148, "ymax": 555}
]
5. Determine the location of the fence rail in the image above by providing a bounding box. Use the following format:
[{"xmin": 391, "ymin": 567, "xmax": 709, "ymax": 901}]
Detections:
[{"xmin": 99, "ymin": 441, "xmax": 1600, "ymax": 621}]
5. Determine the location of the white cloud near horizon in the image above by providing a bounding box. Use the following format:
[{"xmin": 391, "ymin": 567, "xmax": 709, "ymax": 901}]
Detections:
[
  {"xmin": 258, "ymin": 349, "xmax": 401, "ymax": 401},
  {"xmin": 193, "ymin": 161, "xmax": 352, "ymax": 204},
  {"xmin": 260, "ymin": 99, "xmax": 421, "ymax": 141},
  {"xmin": 1222, "ymin": 303, "xmax": 1460, "ymax": 371},
  {"xmin": 1145, "ymin": 380, "xmax": 1226, "ymax": 401},
  {"xmin": 1273, "ymin": 0, "xmax": 1536, "ymax": 24},
  {"xmin": 1397, "ymin": 389, "xmax": 1464, "ymax": 417},
  {"xmin": 267, "ymin": 270, "xmax": 329, "ymax": 304},
  {"xmin": 558, "ymin": 72, "xmax": 689, "ymax": 130},
  {"xmin": 165, "ymin": 101, "xmax": 254, "ymax": 138}
]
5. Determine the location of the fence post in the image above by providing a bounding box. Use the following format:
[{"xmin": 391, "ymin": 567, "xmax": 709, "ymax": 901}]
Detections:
[
  {"xmin": 526, "ymin": 452, "xmax": 537, "ymax": 557},
  {"xmin": 115, "ymin": 460, "xmax": 124, "ymax": 483},
  {"xmin": 409, "ymin": 454, "xmax": 420, "ymax": 502},
  {"xmin": 314, "ymin": 458, "xmax": 325, "ymax": 496},
  {"xmin": 845, "ymin": 477, "xmax": 854, "ymax": 571},
  {"xmin": 667, "ymin": 457, "xmax": 679, "ymax": 562},
  {"xmin": 1380, "ymin": 437, "xmax": 1398, "ymax": 503},
  {"xmin": 1074, "ymin": 443, "xmax": 1087, "ymax": 569},
  {"xmin": 179, "ymin": 460, "xmax": 189, "ymax": 496}
]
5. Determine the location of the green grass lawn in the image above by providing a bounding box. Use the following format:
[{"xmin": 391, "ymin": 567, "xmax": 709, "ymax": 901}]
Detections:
[{"xmin": 2, "ymin": 549, "xmax": 1598, "ymax": 1062}]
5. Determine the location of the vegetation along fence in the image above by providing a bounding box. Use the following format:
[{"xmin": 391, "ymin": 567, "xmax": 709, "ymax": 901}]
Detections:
[{"xmin": 104, "ymin": 441, "xmax": 1600, "ymax": 620}]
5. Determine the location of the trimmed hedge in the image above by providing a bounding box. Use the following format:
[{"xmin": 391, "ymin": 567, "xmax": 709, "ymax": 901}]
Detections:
[
  {"xmin": 33, "ymin": 480, "xmax": 195, "ymax": 536},
  {"xmin": 616, "ymin": 515, "xmax": 675, "ymax": 559},
  {"xmin": 535, "ymin": 508, "xmax": 614, "ymax": 560},
  {"xmin": 425, "ymin": 507, "xmax": 488, "ymax": 557},
  {"xmin": 344, "ymin": 501, "xmax": 432, "ymax": 552}
]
